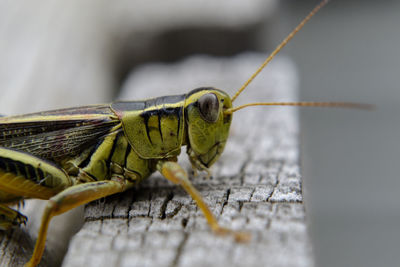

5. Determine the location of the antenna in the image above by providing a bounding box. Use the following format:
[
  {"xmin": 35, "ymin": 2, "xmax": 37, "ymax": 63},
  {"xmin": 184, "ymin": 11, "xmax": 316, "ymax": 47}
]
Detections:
[
  {"xmin": 231, "ymin": 0, "xmax": 329, "ymax": 103},
  {"xmin": 224, "ymin": 101, "xmax": 374, "ymax": 115}
]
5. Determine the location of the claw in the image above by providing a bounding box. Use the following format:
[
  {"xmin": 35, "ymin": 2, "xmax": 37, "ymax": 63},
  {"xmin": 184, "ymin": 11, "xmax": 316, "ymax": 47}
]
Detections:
[
  {"xmin": 213, "ymin": 226, "xmax": 251, "ymax": 243},
  {"xmin": 13, "ymin": 212, "xmax": 28, "ymax": 227},
  {"xmin": 233, "ymin": 231, "xmax": 251, "ymax": 243}
]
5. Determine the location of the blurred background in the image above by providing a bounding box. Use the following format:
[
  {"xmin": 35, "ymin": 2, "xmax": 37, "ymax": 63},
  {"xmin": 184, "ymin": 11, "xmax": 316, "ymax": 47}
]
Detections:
[
  {"xmin": 284, "ymin": 1, "xmax": 400, "ymax": 267},
  {"xmin": 0, "ymin": 0, "xmax": 399, "ymax": 266}
]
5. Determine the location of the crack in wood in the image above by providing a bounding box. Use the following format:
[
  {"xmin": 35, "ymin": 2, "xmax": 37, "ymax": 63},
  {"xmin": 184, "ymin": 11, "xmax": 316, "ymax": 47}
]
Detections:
[
  {"xmin": 147, "ymin": 192, "xmax": 152, "ymax": 217},
  {"xmin": 170, "ymin": 232, "xmax": 188, "ymax": 267},
  {"xmin": 160, "ymin": 192, "xmax": 174, "ymax": 219},
  {"xmin": 166, "ymin": 202, "xmax": 183, "ymax": 219},
  {"xmin": 220, "ymin": 188, "xmax": 231, "ymax": 215},
  {"xmin": 126, "ymin": 192, "xmax": 137, "ymax": 229},
  {"xmin": 181, "ymin": 218, "xmax": 188, "ymax": 228},
  {"xmin": 266, "ymin": 161, "xmax": 284, "ymax": 203},
  {"xmin": 239, "ymin": 153, "xmax": 251, "ymax": 186}
]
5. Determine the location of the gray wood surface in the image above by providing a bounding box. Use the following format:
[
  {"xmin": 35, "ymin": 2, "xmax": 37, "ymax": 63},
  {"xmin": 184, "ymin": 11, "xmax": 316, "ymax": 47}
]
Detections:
[
  {"xmin": 63, "ymin": 54, "xmax": 314, "ymax": 267},
  {"xmin": 0, "ymin": 1, "xmax": 308, "ymax": 266}
]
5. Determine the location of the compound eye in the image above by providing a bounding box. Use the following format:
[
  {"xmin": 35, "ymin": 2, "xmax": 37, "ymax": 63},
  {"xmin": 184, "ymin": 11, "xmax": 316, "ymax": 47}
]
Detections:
[{"xmin": 198, "ymin": 93, "xmax": 220, "ymax": 123}]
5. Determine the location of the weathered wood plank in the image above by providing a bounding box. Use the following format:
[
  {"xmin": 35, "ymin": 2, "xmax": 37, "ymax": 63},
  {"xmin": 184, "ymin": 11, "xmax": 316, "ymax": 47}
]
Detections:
[
  {"xmin": 0, "ymin": 228, "xmax": 52, "ymax": 267},
  {"xmin": 63, "ymin": 54, "xmax": 313, "ymax": 267},
  {"xmin": 0, "ymin": 1, "xmax": 278, "ymax": 266}
]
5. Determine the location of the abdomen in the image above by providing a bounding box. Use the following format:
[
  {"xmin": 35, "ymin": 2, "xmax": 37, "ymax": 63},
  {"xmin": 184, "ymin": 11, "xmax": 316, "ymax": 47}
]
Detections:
[{"xmin": 65, "ymin": 132, "xmax": 156, "ymax": 186}]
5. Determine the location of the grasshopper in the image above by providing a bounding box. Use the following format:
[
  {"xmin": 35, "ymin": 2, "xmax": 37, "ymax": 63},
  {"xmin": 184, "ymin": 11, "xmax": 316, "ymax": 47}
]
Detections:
[{"xmin": 0, "ymin": 1, "xmax": 370, "ymax": 266}]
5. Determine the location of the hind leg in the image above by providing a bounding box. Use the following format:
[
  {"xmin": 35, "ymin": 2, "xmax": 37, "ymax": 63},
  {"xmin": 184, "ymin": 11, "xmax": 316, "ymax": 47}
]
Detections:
[
  {"xmin": 0, "ymin": 203, "xmax": 27, "ymax": 230},
  {"xmin": 25, "ymin": 179, "xmax": 126, "ymax": 267},
  {"xmin": 0, "ymin": 147, "xmax": 72, "ymax": 199}
]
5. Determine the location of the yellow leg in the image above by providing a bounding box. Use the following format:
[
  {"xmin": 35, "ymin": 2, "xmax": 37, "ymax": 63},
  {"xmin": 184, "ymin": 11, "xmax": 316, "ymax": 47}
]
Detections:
[
  {"xmin": 157, "ymin": 161, "xmax": 250, "ymax": 242},
  {"xmin": 25, "ymin": 180, "xmax": 126, "ymax": 267}
]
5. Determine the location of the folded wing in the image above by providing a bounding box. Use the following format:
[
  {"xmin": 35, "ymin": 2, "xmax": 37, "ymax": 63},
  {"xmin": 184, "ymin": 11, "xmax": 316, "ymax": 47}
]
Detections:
[{"xmin": 0, "ymin": 105, "xmax": 121, "ymax": 160}]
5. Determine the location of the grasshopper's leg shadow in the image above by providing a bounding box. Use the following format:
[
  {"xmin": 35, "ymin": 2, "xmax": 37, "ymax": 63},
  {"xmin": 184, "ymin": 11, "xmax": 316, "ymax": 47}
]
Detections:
[
  {"xmin": 25, "ymin": 180, "xmax": 127, "ymax": 267},
  {"xmin": 157, "ymin": 161, "xmax": 250, "ymax": 243}
]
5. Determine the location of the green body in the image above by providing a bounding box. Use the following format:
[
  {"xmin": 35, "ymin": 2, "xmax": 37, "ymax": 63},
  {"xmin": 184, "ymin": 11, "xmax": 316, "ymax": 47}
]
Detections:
[
  {"xmin": 0, "ymin": 87, "xmax": 235, "ymax": 266},
  {"xmin": 0, "ymin": 87, "xmax": 232, "ymax": 220}
]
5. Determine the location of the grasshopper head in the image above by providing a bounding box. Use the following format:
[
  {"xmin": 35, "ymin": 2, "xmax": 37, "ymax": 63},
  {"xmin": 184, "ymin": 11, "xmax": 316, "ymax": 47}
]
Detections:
[
  {"xmin": 185, "ymin": 87, "xmax": 233, "ymax": 171},
  {"xmin": 182, "ymin": 1, "xmax": 359, "ymax": 173}
]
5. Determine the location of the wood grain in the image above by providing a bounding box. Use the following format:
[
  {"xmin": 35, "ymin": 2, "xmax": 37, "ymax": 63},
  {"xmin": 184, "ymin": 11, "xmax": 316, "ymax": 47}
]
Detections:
[{"xmin": 63, "ymin": 54, "xmax": 313, "ymax": 267}]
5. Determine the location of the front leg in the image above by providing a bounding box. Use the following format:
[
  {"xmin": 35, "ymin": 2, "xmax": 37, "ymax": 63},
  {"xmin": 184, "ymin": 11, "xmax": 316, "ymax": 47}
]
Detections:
[
  {"xmin": 25, "ymin": 179, "xmax": 126, "ymax": 267},
  {"xmin": 157, "ymin": 161, "xmax": 250, "ymax": 242}
]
